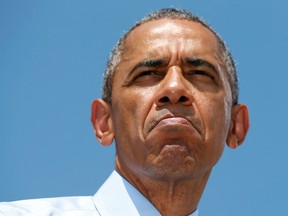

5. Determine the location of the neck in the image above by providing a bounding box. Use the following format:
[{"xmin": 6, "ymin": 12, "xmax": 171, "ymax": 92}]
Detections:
[{"xmin": 117, "ymin": 166, "xmax": 211, "ymax": 216}]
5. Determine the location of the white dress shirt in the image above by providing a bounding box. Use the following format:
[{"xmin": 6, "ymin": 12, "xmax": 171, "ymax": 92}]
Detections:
[{"xmin": 0, "ymin": 171, "xmax": 198, "ymax": 216}]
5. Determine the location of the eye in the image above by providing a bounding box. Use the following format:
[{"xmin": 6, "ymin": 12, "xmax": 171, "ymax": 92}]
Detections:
[
  {"xmin": 135, "ymin": 70, "xmax": 163, "ymax": 79},
  {"xmin": 191, "ymin": 70, "xmax": 210, "ymax": 76},
  {"xmin": 138, "ymin": 70, "xmax": 157, "ymax": 77},
  {"xmin": 132, "ymin": 70, "xmax": 163, "ymax": 85},
  {"xmin": 186, "ymin": 70, "xmax": 214, "ymax": 81}
]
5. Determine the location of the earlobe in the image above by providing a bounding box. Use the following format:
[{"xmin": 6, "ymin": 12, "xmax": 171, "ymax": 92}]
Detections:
[
  {"xmin": 91, "ymin": 99, "xmax": 114, "ymax": 146},
  {"xmin": 226, "ymin": 104, "xmax": 250, "ymax": 149}
]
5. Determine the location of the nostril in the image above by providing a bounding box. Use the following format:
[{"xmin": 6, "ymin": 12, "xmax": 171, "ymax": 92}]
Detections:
[
  {"xmin": 159, "ymin": 96, "xmax": 169, "ymax": 103},
  {"xmin": 179, "ymin": 96, "xmax": 188, "ymax": 102}
]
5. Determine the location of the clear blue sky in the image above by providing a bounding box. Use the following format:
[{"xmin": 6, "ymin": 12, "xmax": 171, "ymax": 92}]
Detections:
[{"xmin": 1, "ymin": 1, "xmax": 287, "ymax": 215}]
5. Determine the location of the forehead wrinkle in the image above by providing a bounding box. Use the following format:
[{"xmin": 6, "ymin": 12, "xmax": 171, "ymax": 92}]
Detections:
[
  {"xmin": 149, "ymin": 21, "xmax": 192, "ymax": 35},
  {"xmin": 139, "ymin": 38, "xmax": 203, "ymax": 67},
  {"xmin": 121, "ymin": 18, "xmax": 229, "ymax": 80}
]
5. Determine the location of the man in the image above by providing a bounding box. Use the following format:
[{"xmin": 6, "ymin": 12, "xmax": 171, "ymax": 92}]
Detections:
[{"xmin": 0, "ymin": 8, "xmax": 249, "ymax": 216}]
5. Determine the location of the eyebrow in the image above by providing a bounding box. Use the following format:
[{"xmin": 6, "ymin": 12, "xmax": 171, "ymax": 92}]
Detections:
[
  {"xmin": 185, "ymin": 58, "xmax": 219, "ymax": 75},
  {"xmin": 127, "ymin": 58, "xmax": 219, "ymax": 78},
  {"xmin": 128, "ymin": 59, "xmax": 168, "ymax": 78}
]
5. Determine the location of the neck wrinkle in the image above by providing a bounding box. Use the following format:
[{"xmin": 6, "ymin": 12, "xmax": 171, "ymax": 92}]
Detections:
[{"xmin": 116, "ymin": 161, "xmax": 211, "ymax": 216}]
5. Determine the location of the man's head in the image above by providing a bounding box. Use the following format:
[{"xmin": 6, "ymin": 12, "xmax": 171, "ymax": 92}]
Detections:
[
  {"xmin": 91, "ymin": 8, "xmax": 249, "ymax": 182},
  {"xmin": 102, "ymin": 8, "xmax": 238, "ymax": 105}
]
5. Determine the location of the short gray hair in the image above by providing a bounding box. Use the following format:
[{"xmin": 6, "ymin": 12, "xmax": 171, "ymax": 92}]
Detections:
[{"xmin": 102, "ymin": 8, "xmax": 238, "ymax": 104}]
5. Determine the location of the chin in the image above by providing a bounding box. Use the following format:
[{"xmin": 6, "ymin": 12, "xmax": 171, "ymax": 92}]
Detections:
[
  {"xmin": 146, "ymin": 154, "xmax": 198, "ymax": 180},
  {"xmin": 147, "ymin": 167, "xmax": 196, "ymax": 181}
]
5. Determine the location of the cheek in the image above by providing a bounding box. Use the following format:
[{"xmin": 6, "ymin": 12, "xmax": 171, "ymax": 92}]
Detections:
[
  {"xmin": 198, "ymin": 95, "xmax": 231, "ymax": 161},
  {"xmin": 209, "ymin": 100, "xmax": 229, "ymax": 124},
  {"xmin": 111, "ymin": 88, "xmax": 155, "ymax": 170},
  {"xmin": 123, "ymin": 86, "xmax": 155, "ymax": 112},
  {"xmin": 112, "ymin": 87, "xmax": 154, "ymax": 139},
  {"xmin": 202, "ymin": 93, "xmax": 231, "ymax": 133}
]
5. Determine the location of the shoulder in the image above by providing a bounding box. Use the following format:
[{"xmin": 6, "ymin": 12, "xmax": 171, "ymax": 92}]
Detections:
[{"xmin": 0, "ymin": 196, "xmax": 99, "ymax": 216}]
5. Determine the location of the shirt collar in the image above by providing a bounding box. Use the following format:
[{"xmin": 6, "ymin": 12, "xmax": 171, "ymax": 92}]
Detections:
[{"xmin": 92, "ymin": 171, "xmax": 198, "ymax": 216}]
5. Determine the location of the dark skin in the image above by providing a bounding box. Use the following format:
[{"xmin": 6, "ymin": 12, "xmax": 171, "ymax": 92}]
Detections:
[{"xmin": 91, "ymin": 19, "xmax": 249, "ymax": 216}]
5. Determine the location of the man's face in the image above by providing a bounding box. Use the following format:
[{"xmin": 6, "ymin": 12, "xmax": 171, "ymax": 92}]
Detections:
[{"xmin": 110, "ymin": 19, "xmax": 233, "ymax": 180}]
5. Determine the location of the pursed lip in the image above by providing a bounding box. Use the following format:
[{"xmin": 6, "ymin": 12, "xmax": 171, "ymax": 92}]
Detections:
[
  {"xmin": 150, "ymin": 113, "xmax": 196, "ymax": 132},
  {"xmin": 154, "ymin": 115, "xmax": 192, "ymax": 129},
  {"xmin": 145, "ymin": 110, "xmax": 204, "ymax": 137}
]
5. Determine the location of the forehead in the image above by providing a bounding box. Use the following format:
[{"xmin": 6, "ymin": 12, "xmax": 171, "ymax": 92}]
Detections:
[{"xmin": 122, "ymin": 18, "xmax": 222, "ymax": 62}]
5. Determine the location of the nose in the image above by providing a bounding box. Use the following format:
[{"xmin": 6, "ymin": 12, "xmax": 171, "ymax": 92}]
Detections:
[{"xmin": 155, "ymin": 66, "xmax": 193, "ymax": 107}]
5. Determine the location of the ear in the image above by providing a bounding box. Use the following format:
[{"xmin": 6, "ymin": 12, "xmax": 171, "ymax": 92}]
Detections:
[
  {"xmin": 226, "ymin": 104, "xmax": 249, "ymax": 149},
  {"xmin": 91, "ymin": 99, "xmax": 114, "ymax": 146}
]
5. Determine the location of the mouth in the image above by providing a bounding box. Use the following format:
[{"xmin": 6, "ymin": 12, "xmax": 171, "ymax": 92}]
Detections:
[
  {"xmin": 145, "ymin": 111, "xmax": 204, "ymax": 138},
  {"xmin": 154, "ymin": 116, "xmax": 192, "ymax": 129},
  {"xmin": 150, "ymin": 113, "xmax": 199, "ymax": 132}
]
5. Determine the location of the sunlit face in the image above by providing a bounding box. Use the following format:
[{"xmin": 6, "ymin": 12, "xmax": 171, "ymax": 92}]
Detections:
[{"xmin": 110, "ymin": 19, "xmax": 233, "ymax": 180}]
